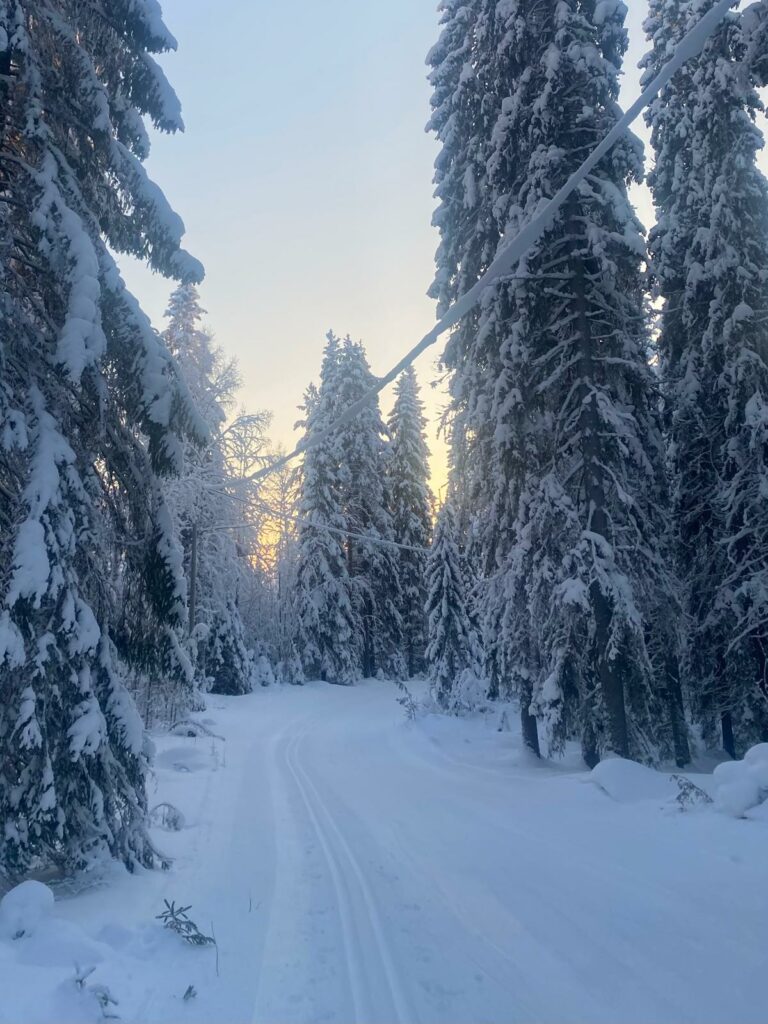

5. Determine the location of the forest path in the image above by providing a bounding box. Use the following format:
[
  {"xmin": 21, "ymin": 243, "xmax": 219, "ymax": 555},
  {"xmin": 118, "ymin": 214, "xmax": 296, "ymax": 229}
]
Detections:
[{"xmin": 56, "ymin": 680, "xmax": 768, "ymax": 1024}]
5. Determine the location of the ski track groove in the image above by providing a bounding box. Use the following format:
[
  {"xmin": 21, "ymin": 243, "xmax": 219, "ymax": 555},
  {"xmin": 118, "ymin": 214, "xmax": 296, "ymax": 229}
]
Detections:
[
  {"xmin": 284, "ymin": 718, "xmax": 414, "ymax": 1024},
  {"xmin": 283, "ymin": 722, "xmax": 367, "ymax": 1022}
]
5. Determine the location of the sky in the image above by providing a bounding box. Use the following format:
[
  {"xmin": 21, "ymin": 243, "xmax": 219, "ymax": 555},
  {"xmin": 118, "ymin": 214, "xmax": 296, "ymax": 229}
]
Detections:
[{"xmin": 121, "ymin": 2, "xmax": 710, "ymax": 493}]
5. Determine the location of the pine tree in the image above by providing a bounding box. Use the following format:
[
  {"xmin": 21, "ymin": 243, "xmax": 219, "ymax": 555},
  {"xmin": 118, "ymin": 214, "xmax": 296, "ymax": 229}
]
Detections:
[
  {"xmin": 429, "ymin": 0, "xmax": 688, "ymax": 765},
  {"xmin": 425, "ymin": 504, "xmax": 480, "ymax": 709},
  {"xmin": 387, "ymin": 368, "xmax": 433, "ymax": 676},
  {"xmin": 644, "ymin": 0, "xmax": 768, "ymax": 754},
  {"xmin": 0, "ymin": 1, "xmax": 204, "ymax": 874},
  {"xmin": 162, "ymin": 283, "xmax": 257, "ymax": 697},
  {"xmin": 336, "ymin": 338, "xmax": 404, "ymax": 679},
  {"xmin": 292, "ymin": 335, "xmax": 359, "ymax": 684}
]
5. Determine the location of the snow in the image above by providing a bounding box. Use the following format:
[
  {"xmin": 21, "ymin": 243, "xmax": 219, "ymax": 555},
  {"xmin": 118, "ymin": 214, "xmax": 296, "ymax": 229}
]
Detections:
[
  {"xmin": 0, "ymin": 611, "xmax": 25, "ymax": 667},
  {"xmin": 31, "ymin": 154, "xmax": 106, "ymax": 381},
  {"xmin": 133, "ymin": 0, "xmax": 179, "ymax": 52},
  {"xmin": 589, "ymin": 757, "xmax": 681, "ymax": 803},
  {"xmin": 0, "ymin": 882, "xmax": 54, "ymax": 941},
  {"xmin": 1, "ymin": 681, "xmax": 766, "ymax": 1024},
  {"xmin": 6, "ymin": 519, "xmax": 49, "ymax": 607}
]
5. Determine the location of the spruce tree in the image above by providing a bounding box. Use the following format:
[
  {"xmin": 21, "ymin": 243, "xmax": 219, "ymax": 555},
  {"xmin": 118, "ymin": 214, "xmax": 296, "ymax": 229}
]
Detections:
[
  {"xmin": 426, "ymin": 0, "xmax": 497, "ymax": 531},
  {"xmin": 335, "ymin": 338, "xmax": 405, "ymax": 679},
  {"xmin": 387, "ymin": 368, "xmax": 434, "ymax": 676},
  {"xmin": 0, "ymin": 0, "xmax": 203, "ymax": 874},
  {"xmin": 162, "ymin": 283, "xmax": 256, "ymax": 697},
  {"xmin": 429, "ymin": 0, "xmax": 687, "ymax": 765},
  {"xmin": 425, "ymin": 504, "xmax": 480, "ymax": 709},
  {"xmin": 644, "ymin": 0, "xmax": 768, "ymax": 754},
  {"xmin": 293, "ymin": 335, "xmax": 359, "ymax": 684}
]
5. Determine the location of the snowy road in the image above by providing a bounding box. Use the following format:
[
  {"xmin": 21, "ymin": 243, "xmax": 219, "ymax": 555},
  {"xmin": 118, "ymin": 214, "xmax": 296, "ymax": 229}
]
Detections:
[{"xmin": 15, "ymin": 679, "xmax": 768, "ymax": 1024}]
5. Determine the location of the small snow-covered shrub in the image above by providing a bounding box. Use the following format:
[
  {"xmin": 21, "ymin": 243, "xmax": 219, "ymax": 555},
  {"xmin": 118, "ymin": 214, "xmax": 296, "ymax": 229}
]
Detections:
[
  {"xmin": 277, "ymin": 647, "xmax": 305, "ymax": 685},
  {"xmin": 253, "ymin": 652, "xmax": 276, "ymax": 688},
  {"xmin": 150, "ymin": 803, "xmax": 186, "ymax": 832},
  {"xmin": 669, "ymin": 775, "xmax": 713, "ymax": 811},
  {"xmin": 395, "ymin": 680, "xmax": 420, "ymax": 721},
  {"xmin": 73, "ymin": 965, "xmax": 120, "ymax": 1020},
  {"xmin": 0, "ymin": 880, "xmax": 54, "ymax": 940},
  {"xmin": 169, "ymin": 718, "xmax": 223, "ymax": 740},
  {"xmin": 449, "ymin": 669, "xmax": 490, "ymax": 715},
  {"xmin": 714, "ymin": 744, "xmax": 768, "ymax": 817}
]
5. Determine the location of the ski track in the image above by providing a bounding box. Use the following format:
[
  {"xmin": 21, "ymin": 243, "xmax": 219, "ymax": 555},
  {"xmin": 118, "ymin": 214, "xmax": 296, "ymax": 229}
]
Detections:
[{"xmin": 283, "ymin": 719, "xmax": 413, "ymax": 1024}]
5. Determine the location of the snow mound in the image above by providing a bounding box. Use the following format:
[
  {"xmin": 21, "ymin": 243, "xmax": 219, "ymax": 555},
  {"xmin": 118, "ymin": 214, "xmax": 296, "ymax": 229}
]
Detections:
[
  {"xmin": 0, "ymin": 882, "xmax": 54, "ymax": 940},
  {"xmin": 713, "ymin": 744, "xmax": 768, "ymax": 818},
  {"xmin": 589, "ymin": 758, "xmax": 678, "ymax": 803}
]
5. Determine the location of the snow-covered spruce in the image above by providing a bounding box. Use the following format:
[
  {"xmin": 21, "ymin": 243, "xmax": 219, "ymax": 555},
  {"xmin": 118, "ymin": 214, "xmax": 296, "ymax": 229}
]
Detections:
[
  {"xmin": 425, "ymin": 503, "xmax": 481, "ymax": 711},
  {"xmin": 387, "ymin": 367, "xmax": 434, "ymax": 677},
  {"xmin": 162, "ymin": 283, "xmax": 266, "ymax": 697},
  {"xmin": 292, "ymin": 336, "xmax": 359, "ymax": 684},
  {"xmin": 0, "ymin": 1, "xmax": 203, "ymax": 875},
  {"xmin": 644, "ymin": 0, "xmax": 768, "ymax": 755},
  {"xmin": 292, "ymin": 334, "xmax": 407, "ymax": 683},
  {"xmin": 335, "ymin": 338, "xmax": 404, "ymax": 680},
  {"xmin": 428, "ymin": 0, "xmax": 689, "ymax": 765},
  {"xmin": 426, "ymin": 0, "xmax": 496, "ymax": 542}
]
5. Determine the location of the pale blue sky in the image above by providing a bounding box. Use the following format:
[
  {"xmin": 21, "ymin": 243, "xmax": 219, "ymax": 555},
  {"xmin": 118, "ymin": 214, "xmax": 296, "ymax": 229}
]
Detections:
[{"xmin": 121, "ymin": 2, "xmax": 745, "ymax": 487}]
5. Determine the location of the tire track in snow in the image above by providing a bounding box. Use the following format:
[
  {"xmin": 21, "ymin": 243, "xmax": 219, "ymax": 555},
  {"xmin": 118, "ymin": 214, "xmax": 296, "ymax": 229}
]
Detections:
[{"xmin": 284, "ymin": 720, "xmax": 414, "ymax": 1024}]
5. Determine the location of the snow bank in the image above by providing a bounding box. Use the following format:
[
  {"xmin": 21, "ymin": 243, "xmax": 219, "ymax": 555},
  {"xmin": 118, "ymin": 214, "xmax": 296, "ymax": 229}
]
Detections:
[{"xmin": 713, "ymin": 743, "xmax": 768, "ymax": 817}]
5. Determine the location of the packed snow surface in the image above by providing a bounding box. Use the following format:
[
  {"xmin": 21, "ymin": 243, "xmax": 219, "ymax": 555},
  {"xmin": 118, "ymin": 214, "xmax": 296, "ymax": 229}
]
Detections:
[{"xmin": 1, "ymin": 680, "xmax": 766, "ymax": 1023}]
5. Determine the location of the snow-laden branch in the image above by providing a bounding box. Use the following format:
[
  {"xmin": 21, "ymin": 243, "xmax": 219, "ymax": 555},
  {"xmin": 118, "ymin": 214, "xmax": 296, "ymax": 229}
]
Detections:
[{"xmin": 249, "ymin": 0, "xmax": 735, "ymax": 485}]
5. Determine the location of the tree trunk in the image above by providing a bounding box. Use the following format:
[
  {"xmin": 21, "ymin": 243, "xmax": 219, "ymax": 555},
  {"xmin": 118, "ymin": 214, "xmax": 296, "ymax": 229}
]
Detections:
[
  {"xmin": 363, "ymin": 596, "xmax": 374, "ymax": 679},
  {"xmin": 520, "ymin": 704, "xmax": 541, "ymax": 757},
  {"xmin": 570, "ymin": 210, "xmax": 629, "ymax": 759},
  {"xmin": 751, "ymin": 633, "xmax": 768, "ymax": 741},
  {"xmin": 487, "ymin": 660, "xmax": 500, "ymax": 702},
  {"xmin": 721, "ymin": 710, "xmax": 736, "ymax": 760},
  {"xmin": 0, "ymin": 44, "xmax": 10, "ymax": 199},
  {"xmin": 582, "ymin": 722, "xmax": 600, "ymax": 770},
  {"xmin": 591, "ymin": 577, "xmax": 629, "ymax": 758},
  {"xmin": 188, "ymin": 521, "xmax": 198, "ymax": 637},
  {"xmin": 665, "ymin": 651, "xmax": 691, "ymax": 767}
]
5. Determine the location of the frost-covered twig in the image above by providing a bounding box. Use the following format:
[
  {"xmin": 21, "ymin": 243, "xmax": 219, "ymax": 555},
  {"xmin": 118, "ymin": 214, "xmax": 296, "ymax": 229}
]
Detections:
[{"xmin": 156, "ymin": 900, "xmax": 216, "ymax": 947}]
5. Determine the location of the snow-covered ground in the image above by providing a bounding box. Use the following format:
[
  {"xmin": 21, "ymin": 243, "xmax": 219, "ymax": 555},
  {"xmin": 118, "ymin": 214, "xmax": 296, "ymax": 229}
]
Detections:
[{"xmin": 1, "ymin": 679, "xmax": 766, "ymax": 1024}]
